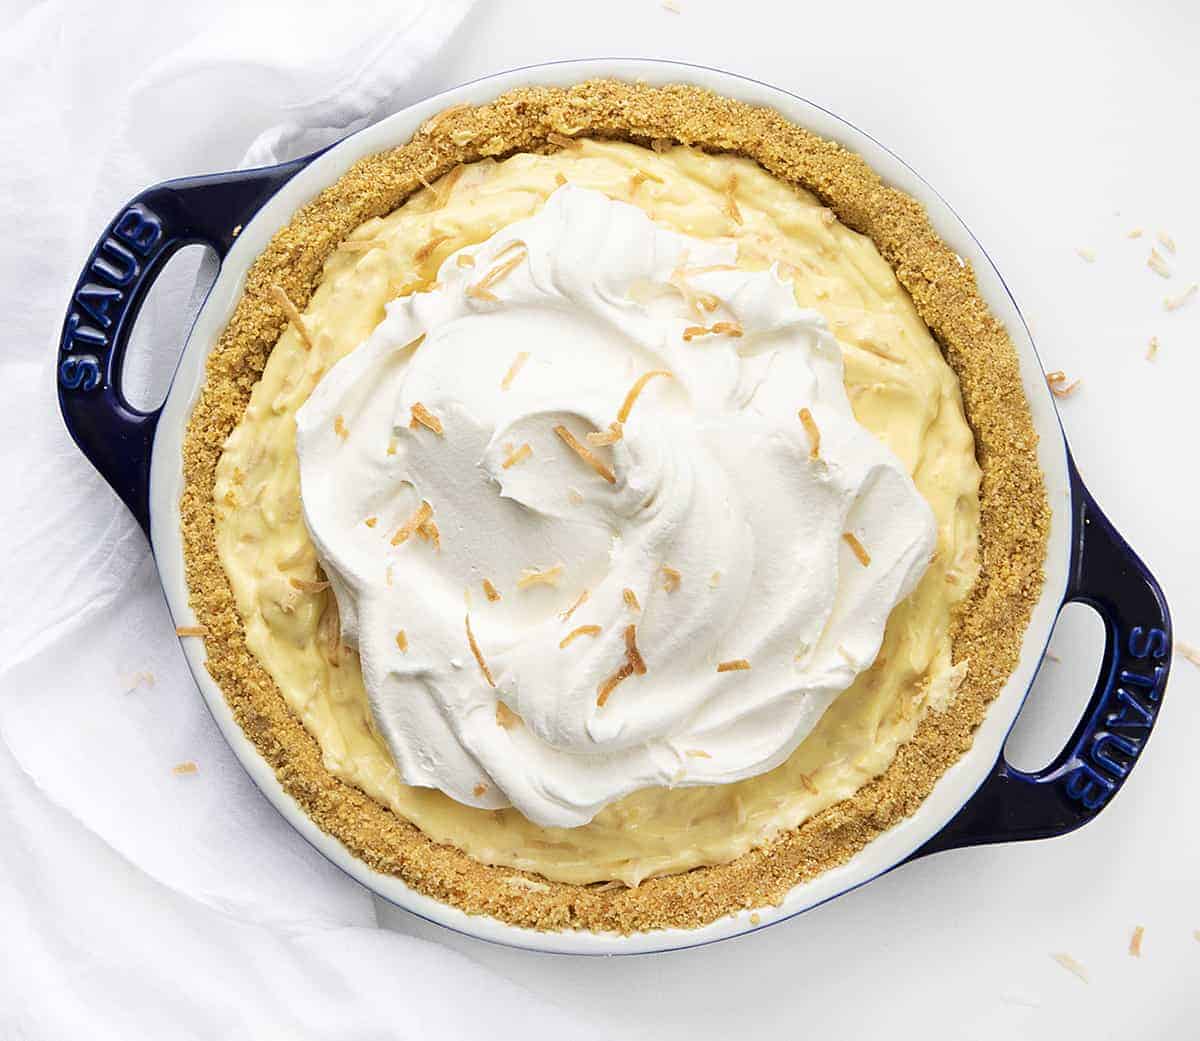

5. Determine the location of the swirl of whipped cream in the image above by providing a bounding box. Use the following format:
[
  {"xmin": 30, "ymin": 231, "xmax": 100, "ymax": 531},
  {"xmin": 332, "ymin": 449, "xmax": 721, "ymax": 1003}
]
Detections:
[{"xmin": 295, "ymin": 185, "xmax": 935, "ymax": 829}]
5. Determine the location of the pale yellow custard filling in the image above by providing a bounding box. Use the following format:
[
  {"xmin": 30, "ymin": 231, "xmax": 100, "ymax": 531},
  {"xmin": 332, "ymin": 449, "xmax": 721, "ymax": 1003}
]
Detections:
[{"xmin": 213, "ymin": 141, "xmax": 981, "ymax": 886}]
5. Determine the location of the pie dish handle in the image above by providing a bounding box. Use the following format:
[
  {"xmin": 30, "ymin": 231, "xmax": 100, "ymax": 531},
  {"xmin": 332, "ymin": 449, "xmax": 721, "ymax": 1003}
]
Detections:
[
  {"xmin": 56, "ymin": 155, "xmax": 317, "ymax": 535},
  {"xmin": 913, "ymin": 453, "xmax": 1171, "ymax": 859}
]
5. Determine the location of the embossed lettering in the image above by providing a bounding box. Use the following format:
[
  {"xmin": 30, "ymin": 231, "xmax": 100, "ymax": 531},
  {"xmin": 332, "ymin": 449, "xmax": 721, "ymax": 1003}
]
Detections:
[
  {"xmin": 1106, "ymin": 686, "xmax": 1154, "ymax": 729},
  {"xmin": 59, "ymin": 354, "xmax": 102, "ymax": 392},
  {"xmin": 113, "ymin": 207, "xmax": 163, "ymax": 256},
  {"xmin": 74, "ymin": 284, "xmax": 123, "ymax": 330},
  {"xmin": 63, "ymin": 311, "xmax": 108, "ymax": 349},
  {"xmin": 92, "ymin": 239, "xmax": 138, "ymax": 287},
  {"xmin": 1091, "ymin": 732, "xmax": 1140, "ymax": 777},
  {"xmin": 1129, "ymin": 626, "xmax": 1168, "ymax": 660},
  {"xmin": 1064, "ymin": 763, "xmax": 1114, "ymax": 810}
]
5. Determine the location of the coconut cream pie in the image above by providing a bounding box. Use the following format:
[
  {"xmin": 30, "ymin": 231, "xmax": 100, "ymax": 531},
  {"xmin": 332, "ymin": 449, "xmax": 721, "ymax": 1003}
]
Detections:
[{"xmin": 182, "ymin": 81, "xmax": 1048, "ymax": 932}]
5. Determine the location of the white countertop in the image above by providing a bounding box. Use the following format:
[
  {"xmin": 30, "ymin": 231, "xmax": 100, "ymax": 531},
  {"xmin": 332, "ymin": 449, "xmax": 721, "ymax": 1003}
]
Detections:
[{"xmin": 376, "ymin": 2, "xmax": 1200, "ymax": 1037}]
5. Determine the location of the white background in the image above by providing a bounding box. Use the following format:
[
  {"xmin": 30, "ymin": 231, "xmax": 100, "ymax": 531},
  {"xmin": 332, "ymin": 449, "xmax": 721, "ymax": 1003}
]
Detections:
[{"xmin": 372, "ymin": 3, "xmax": 1200, "ymax": 1039}]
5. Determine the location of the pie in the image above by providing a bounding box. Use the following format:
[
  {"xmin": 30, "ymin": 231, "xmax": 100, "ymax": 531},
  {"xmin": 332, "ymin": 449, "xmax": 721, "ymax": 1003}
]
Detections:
[{"xmin": 181, "ymin": 81, "xmax": 1048, "ymax": 933}]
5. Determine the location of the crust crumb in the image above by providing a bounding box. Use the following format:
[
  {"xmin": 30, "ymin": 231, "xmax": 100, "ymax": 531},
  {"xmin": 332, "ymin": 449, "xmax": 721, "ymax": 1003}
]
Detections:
[
  {"xmin": 560, "ymin": 625, "xmax": 602, "ymax": 648},
  {"xmin": 554, "ymin": 424, "xmax": 616, "ymax": 483},
  {"xmin": 546, "ymin": 131, "xmax": 578, "ymax": 149},
  {"xmin": 717, "ymin": 659, "xmax": 751, "ymax": 673}
]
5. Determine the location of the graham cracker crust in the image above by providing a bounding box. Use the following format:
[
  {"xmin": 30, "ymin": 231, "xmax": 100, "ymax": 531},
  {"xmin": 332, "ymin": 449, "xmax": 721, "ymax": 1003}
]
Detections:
[{"xmin": 179, "ymin": 80, "xmax": 1048, "ymax": 934}]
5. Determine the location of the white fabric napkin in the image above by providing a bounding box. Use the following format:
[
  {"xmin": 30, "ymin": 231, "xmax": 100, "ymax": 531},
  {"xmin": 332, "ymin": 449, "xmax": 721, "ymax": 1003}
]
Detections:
[{"xmin": 0, "ymin": 4, "xmax": 602, "ymax": 1036}]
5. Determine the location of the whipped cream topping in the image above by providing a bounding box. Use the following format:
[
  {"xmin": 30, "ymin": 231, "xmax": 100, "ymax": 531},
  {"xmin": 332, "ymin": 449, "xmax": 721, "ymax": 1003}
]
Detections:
[{"xmin": 295, "ymin": 186, "xmax": 936, "ymax": 829}]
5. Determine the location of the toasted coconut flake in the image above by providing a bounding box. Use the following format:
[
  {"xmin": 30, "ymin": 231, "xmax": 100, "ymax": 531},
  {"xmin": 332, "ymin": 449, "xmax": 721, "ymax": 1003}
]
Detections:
[
  {"xmin": 686, "ymin": 749, "xmax": 711, "ymax": 759},
  {"xmin": 560, "ymin": 589, "xmax": 590, "ymax": 621},
  {"xmin": 1147, "ymin": 249, "xmax": 1172, "ymax": 278},
  {"xmin": 502, "ymin": 442, "xmax": 532, "ymax": 469},
  {"xmin": 1157, "ymin": 231, "xmax": 1176, "ymax": 254},
  {"xmin": 618, "ymin": 369, "xmax": 673, "ymax": 423},
  {"xmin": 391, "ymin": 500, "xmax": 433, "ymax": 546},
  {"xmin": 723, "ymin": 176, "xmax": 743, "ymax": 224},
  {"xmin": 709, "ymin": 571, "xmax": 721, "ymax": 588},
  {"xmin": 798, "ymin": 407, "xmax": 821, "ymax": 459},
  {"xmin": 597, "ymin": 661, "xmax": 635, "ymax": 706},
  {"xmin": 495, "ymin": 701, "xmax": 520, "ymax": 729},
  {"xmin": 1127, "ymin": 227, "xmax": 1144, "ymax": 239},
  {"xmin": 433, "ymin": 164, "xmax": 466, "ymax": 208},
  {"xmin": 1075, "ymin": 247, "xmax": 1096, "ymax": 262},
  {"xmin": 717, "ymin": 659, "xmax": 751, "ymax": 673},
  {"xmin": 517, "ymin": 563, "xmax": 564, "ymax": 589},
  {"xmin": 560, "ymin": 625, "xmax": 602, "ymax": 648},
  {"xmin": 566, "ymin": 487, "xmax": 584, "ymax": 506},
  {"xmin": 409, "ymin": 401, "xmax": 444, "ymax": 435},
  {"xmin": 1051, "ymin": 952, "xmax": 1089, "ymax": 983},
  {"xmin": 175, "ymin": 625, "xmax": 208, "ymax": 638},
  {"xmin": 414, "ymin": 234, "xmax": 451, "ymax": 263},
  {"xmin": 661, "ymin": 565, "xmax": 682, "ymax": 592},
  {"xmin": 395, "ymin": 630, "xmax": 408, "ymax": 653},
  {"xmin": 416, "ymin": 518, "xmax": 441, "ymax": 552},
  {"xmin": 1146, "ymin": 336, "xmax": 1160, "ymax": 361},
  {"xmin": 269, "ymin": 284, "xmax": 314, "ymax": 350},
  {"xmin": 1177, "ymin": 641, "xmax": 1200, "ymax": 667},
  {"xmin": 683, "ymin": 322, "xmax": 742, "ymax": 341},
  {"xmin": 587, "ymin": 421, "xmax": 624, "ymax": 446},
  {"xmin": 504, "ymin": 875, "xmax": 550, "ymax": 893},
  {"xmin": 289, "ymin": 577, "xmax": 330, "ymax": 594},
  {"xmin": 419, "ymin": 102, "xmax": 470, "ymax": 137},
  {"xmin": 1164, "ymin": 283, "xmax": 1197, "ymax": 311},
  {"xmin": 465, "ymin": 613, "xmax": 495, "ymax": 687},
  {"xmin": 472, "ymin": 782, "xmax": 488, "ymax": 797},
  {"xmin": 555, "ymin": 172, "xmax": 567, "ymax": 187},
  {"xmin": 1129, "ymin": 925, "xmax": 1145, "ymax": 957},
  {"xmin": 482, "ymin": 579, "xmax": 502, "ymax": 602},
  {"xmin": 624, "ymin": 624, "xmax": 647, "ymax": 675},
  {"xmin": 662, "ymin": 0, "xmax": 681, "ymax": 10},
  {"xmin": 364, "ymin": 516, "xmax": 378, "ymax": 528},
  {"xmin": 501, "ymin": 351, "xmax": 530, "ymax": 390},
  {"xmin": 317, "ymin": 592, "xmax": 342, "ymax": 665},
  {"xmin": 554, "ymin": 424, "xmax": 616, "ymax": 483},
  {"xmin": 1045, "ymin": 370, "xmax": 1082, "ymax": 398},
  {"xmin": 172, "ymin": 761, "xmax": 198, "ymax": 776},
  {"xmin": 333, "ymin": 415, "xmax": 348, "ymax": 440},
  {"xmin": 843, "ymin": 532, "xmax": 871, "ymax": 567},
  {"xmin": 546, "ymin": 131, "xmax": 577, "ymax": 149},
  {"xmin": 468, "ymin": 250, "xmax": 526, "ymax": 302},
  {"xmin": 456, "ymin": 253, "xmax": 475, "ymax": 268},
  {"xmin": 798, "ymin": 772, "xmax": 819, "ymax": 795},
  {"xmin": 338, "ymin": 237, "xmax": 389, "ymax": 254}
]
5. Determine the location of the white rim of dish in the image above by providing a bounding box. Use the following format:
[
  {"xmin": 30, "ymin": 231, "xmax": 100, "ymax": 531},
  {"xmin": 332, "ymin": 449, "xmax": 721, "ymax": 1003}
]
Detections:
[{"xmin": 149, "ymin": 58, "xmax": 1071, "ymax": 955}]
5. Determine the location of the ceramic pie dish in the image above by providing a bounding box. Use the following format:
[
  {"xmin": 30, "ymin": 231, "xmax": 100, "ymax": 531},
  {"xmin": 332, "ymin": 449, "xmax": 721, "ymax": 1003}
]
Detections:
[{"xmin": 56, "ymin": 60, "xmax": 1172, "ymax": 955}]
